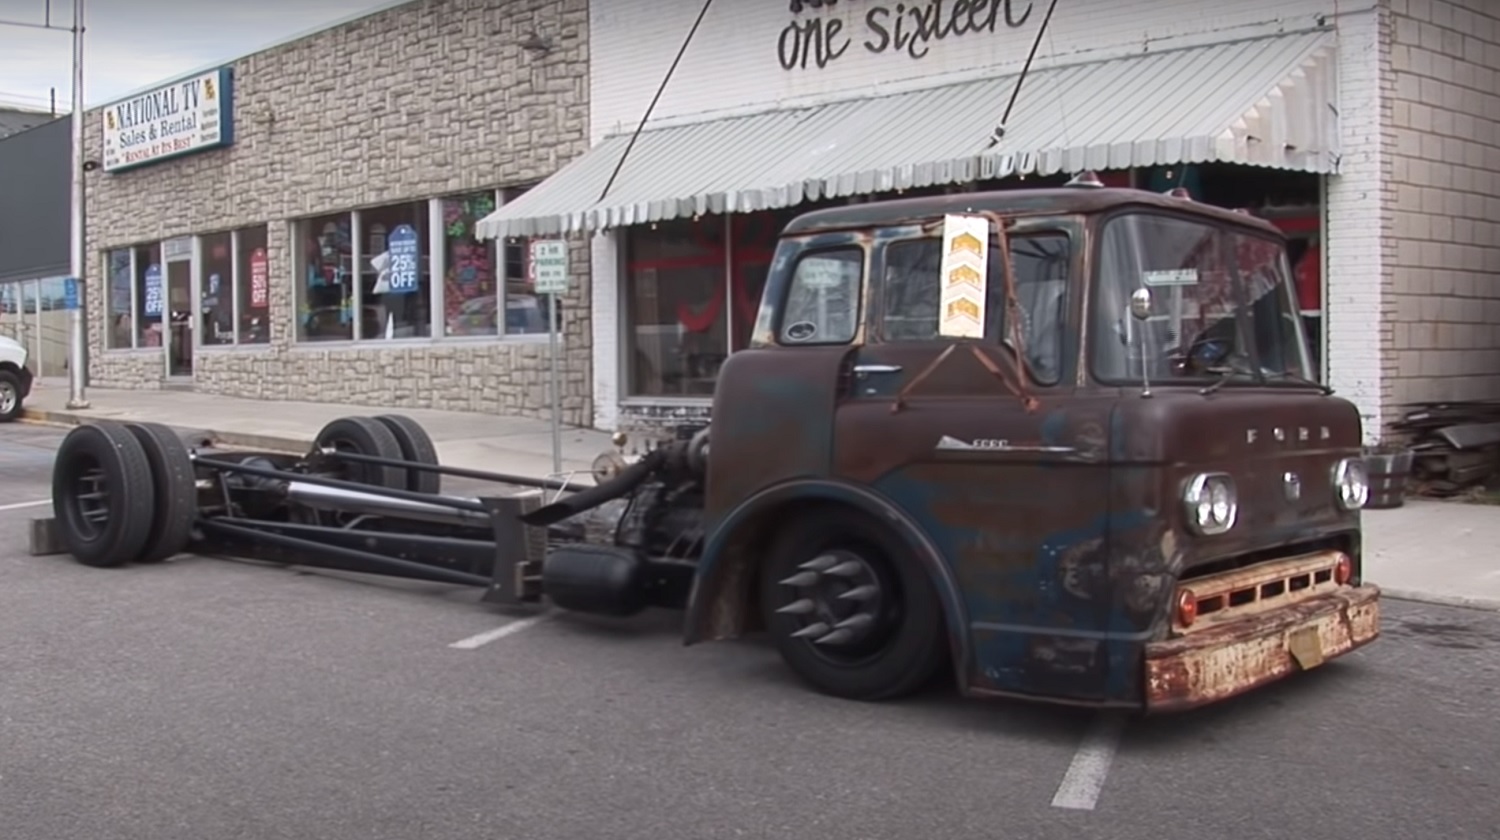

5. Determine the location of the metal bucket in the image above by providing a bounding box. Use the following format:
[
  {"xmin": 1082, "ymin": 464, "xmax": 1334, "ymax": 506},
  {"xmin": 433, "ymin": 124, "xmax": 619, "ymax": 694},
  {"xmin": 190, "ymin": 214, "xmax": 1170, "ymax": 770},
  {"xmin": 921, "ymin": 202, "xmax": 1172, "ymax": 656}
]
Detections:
[{"xmin": 1364, "ymin": 450, "xmax": 1413, "ymax": 509}]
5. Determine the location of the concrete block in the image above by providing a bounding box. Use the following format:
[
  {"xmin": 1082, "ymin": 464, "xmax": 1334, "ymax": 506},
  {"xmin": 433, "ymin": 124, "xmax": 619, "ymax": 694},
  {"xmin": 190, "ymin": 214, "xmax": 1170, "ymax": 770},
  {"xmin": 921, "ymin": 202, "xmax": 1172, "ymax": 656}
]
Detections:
[{"xmin": 28, "ymin": 518, "xmax": 65, "ymax": 557}]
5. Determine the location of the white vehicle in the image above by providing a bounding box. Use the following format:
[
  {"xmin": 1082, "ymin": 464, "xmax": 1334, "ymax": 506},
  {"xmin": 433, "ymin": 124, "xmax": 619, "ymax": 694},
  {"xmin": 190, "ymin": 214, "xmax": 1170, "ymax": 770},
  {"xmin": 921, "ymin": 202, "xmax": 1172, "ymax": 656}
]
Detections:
[{"xmin": 0, "ymin": 334, "xmax": 34, "ymax": 423}]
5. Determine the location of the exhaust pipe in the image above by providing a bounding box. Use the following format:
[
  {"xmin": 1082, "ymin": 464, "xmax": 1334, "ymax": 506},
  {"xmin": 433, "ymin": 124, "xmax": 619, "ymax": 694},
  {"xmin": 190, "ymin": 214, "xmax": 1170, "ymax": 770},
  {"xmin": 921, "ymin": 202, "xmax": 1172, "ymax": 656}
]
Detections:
[
  {"xmin": 519, "ymin": 448, "xmax": 668, "ymax": 527},
  {"xmin": 286, "ymin": 481, "xmax": 492, "ymax": 528}
]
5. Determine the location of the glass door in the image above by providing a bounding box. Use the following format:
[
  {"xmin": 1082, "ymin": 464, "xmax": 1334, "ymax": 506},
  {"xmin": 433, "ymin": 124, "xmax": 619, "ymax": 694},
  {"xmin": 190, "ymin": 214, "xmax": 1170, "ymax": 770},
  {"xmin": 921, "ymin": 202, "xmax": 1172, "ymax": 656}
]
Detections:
[{"xmin": 163, "ymin": 237, "xmax": 195, "ymax": 379}]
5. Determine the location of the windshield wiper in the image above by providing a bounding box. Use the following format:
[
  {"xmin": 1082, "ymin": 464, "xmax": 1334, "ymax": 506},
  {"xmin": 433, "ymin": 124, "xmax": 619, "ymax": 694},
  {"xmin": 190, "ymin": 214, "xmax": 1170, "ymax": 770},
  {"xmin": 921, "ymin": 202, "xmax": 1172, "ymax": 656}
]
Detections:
[
  {"xmin": 1201, "ymin": 364, "xmax": 1334, "ymax": 396},
  {"xmin": 1261, "ymin": 369, "xmax": 1335, "ymax": 395},
  {"xmin": 1199, "ymin": 362, "xmax": 1257, "ymax": 396}
]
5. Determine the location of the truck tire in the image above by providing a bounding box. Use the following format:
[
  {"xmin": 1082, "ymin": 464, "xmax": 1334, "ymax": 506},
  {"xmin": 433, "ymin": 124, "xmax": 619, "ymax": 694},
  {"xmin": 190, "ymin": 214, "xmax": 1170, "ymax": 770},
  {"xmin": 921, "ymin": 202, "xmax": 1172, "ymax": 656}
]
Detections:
[
  {"xmin": 312, "ymin": 416, "xmax": 406, "ymax": 490},
  {"xmin": 0, "ymin": 369, "xmax": 21, "ymax": 422},
  {"xmin": 51, "ymin": 421, "xmax": 157, "ymax": 568},
  {"xmin": 759, "ymin": 507, "xmax": 949, "ymax": 702},
  {"xmin": 124, "ymin": 422, "xmax": 199, "ymax": 563},
  {"xmin": 372, "ymin": 414, "xmax": 441, "ymax": 494}
]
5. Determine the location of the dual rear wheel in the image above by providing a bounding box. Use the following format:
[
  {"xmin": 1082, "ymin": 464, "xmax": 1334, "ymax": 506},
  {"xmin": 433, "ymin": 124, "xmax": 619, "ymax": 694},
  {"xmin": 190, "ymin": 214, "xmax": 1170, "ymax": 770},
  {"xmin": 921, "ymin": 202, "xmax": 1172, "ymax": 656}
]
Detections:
[
  {"xmin": 50, "ymin": 414, "xmax": 442, "ymax": 569},
  {"xmin": 50, "ymin": 421, "xmax": 198, "ymax": 568}
]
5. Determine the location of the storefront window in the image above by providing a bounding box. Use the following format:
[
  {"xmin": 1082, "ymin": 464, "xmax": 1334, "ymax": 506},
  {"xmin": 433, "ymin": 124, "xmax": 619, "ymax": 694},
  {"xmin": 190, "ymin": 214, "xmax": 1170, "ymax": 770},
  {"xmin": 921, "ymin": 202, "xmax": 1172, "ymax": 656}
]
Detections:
[
  {"xmin": 105, "ymin": 248, "xmax": 133, "ymax": 348},
  {"xmin": 362, "ymin": 201, "xmax": 431, "ymax": 340},
  {"xmin": 440, "ymin": 192, "xmax": 501, "ymax": 337},
  {"xmin": 623, "ymin": 216, "xmax": 727, "ymax": 397},
  {"xmin": 134, "ymin": 242, "xmax": 163, "ymax": 348},
  {"xmin": 200, "ymin": 232, "xmax": 235, "ymax": 347},
  {"xmin": 298, "ymin": 212, "xmax": 354, "ymax": 342},
  {"xmin": 236, "ymin": 225, "xmax": 270, "ymax": 344}
]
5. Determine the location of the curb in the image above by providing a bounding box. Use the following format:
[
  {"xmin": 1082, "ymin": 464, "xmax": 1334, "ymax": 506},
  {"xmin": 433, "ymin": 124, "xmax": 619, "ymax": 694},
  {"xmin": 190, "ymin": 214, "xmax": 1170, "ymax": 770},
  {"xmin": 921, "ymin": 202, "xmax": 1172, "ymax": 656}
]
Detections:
[
  {"xmin": 1380, "ymin": 588, "xmax": 1500, "ymax": 613},
  {"xmin": 19, "ymin": 408, "xmax": 310, "ymax": 455}
]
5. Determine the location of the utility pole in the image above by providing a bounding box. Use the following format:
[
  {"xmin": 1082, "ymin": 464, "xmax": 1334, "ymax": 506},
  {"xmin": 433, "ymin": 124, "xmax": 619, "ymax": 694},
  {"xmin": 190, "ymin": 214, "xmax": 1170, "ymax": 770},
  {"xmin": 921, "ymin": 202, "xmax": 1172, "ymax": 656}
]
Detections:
[
  {"xmin": 65, "ymin": 0, "xmax": 88, "ymax": 408},
  {"xmin": 0, "ymin": 1, "xmax": 89, "ymax": 407}
]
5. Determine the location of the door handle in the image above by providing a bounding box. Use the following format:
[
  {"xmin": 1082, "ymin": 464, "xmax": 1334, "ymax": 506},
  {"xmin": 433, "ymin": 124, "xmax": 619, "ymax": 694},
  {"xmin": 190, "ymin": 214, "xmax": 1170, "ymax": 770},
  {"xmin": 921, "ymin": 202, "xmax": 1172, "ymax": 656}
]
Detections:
[{"xmin": 852, "ymin": 363, "xmax": 902, "ymax": 375}]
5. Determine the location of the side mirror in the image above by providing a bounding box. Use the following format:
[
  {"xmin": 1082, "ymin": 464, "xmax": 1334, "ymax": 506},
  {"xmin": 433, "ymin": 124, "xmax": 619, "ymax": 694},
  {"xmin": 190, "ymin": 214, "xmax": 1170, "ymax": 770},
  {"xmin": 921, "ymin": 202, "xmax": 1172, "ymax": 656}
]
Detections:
[
  {"xmin": 1129, "ymin": 287, "xmax": 1152, "ymax": 321},
  {"xmin": 1126, "ymin": 287, "xmax": 1153, "ymax": 398}
]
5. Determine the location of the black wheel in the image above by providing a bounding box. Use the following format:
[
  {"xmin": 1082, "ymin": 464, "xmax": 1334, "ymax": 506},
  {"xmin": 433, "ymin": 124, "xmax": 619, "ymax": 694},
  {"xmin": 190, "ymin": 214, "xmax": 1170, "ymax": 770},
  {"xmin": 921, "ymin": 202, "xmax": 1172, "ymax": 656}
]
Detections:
[
  {"xmin": 372, "ymin": 414, "xmax": 441, "ymax": 494},
  {"xmin": 0, "ymin": 369, "xmax": 22, "ymax": 422},
  {"xmin": 124, "ymin": 421, "xmax": 199, "ymax": 563},
  {"xmin": 759, "ymin": 508, "xmax": 949, "ymax": 702},
  {"xmin": 50, "ymin": 421, "xmax": 157, "ymax": 568},
  {"xmin": 312, "ymin": 416, "xmax": 406, "ymax": 489}
]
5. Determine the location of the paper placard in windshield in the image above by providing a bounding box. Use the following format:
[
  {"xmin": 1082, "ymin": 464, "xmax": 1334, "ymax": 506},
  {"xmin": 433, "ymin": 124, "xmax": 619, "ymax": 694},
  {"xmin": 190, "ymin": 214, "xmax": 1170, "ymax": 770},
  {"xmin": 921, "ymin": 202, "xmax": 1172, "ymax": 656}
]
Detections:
[
  {"xmin": 938, "ymin": 213, "xmax": 990, "ymax": 339},
  {"xmin": 1143, "ymin": 269, "xmax": 1199, "ymax": 287}
]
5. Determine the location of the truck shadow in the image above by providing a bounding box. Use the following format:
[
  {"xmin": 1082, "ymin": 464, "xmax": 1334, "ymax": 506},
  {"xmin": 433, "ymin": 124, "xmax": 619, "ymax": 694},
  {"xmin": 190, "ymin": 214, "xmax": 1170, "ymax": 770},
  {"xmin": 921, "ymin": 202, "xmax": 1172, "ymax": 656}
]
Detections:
[{"xmin": 549, "ymin": 607, "xmax": 1102, "ymax": 745}]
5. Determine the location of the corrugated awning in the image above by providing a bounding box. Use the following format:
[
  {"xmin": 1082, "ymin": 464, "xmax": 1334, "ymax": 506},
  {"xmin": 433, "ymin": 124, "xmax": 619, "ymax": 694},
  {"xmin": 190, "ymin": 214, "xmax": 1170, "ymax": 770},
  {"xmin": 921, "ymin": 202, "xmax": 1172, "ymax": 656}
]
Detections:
[{"xmin": 476, "ymin": 29, "xmax": 1338, "ymax": 240}]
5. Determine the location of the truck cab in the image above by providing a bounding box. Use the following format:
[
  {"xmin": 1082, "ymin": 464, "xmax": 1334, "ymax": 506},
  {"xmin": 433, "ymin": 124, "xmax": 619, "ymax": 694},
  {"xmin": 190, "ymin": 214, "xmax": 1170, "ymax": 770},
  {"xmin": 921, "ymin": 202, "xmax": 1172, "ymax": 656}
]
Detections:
[{"xmin": 682, "ymin": 181, "xmax": 1380, "ymax": 712}]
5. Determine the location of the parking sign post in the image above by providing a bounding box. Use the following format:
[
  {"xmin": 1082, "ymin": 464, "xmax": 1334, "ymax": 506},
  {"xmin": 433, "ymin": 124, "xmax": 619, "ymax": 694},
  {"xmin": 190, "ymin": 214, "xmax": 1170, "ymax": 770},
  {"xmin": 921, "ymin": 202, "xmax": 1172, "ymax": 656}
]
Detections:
[{"xmin": 529, "ymin": 239, "xmax": 570, "ymax": 478}]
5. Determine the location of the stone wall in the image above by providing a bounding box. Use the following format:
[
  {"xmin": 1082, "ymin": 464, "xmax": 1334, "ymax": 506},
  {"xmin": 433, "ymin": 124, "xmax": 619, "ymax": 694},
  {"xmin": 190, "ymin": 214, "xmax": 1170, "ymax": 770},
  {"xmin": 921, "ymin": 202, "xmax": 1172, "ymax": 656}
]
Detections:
[
  {"xmin": 82, "ymin": 0, "xmax": 596, "ymax": 426},
  {"xmin": 1384, "ymin": 0, "xmax": 1500, "ymax": 412}
]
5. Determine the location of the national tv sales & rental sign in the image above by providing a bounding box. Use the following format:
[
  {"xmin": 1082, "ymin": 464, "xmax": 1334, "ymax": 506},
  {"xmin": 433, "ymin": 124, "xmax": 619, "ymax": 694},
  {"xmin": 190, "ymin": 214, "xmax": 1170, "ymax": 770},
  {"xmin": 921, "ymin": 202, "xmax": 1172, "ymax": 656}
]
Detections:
[{"xmin": 101, "ymin": 67, "xmax": 235, "ymax": 173}]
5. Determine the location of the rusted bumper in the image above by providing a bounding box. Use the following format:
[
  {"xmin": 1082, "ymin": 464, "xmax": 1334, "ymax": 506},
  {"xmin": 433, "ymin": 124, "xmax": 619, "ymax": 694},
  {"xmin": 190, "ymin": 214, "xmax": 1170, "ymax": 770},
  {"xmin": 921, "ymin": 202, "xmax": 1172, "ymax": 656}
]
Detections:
[{"xmin": 1143, "ymin": 584, "xmax": 1381, "ymax": 713}]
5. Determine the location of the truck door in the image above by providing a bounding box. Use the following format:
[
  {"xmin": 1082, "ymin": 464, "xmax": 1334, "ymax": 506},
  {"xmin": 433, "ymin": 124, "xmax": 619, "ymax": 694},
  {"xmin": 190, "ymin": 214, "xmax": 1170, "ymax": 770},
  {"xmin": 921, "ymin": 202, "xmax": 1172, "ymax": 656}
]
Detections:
[{"xmin": 830, "ymin": 218, "xmax": 1117, "ymax": 702}]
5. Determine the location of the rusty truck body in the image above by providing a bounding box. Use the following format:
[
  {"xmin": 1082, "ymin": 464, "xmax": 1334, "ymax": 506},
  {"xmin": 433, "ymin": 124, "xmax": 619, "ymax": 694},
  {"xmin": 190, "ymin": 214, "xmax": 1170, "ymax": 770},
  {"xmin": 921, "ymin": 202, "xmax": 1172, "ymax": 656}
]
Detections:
[{"xmin": 38, "ymin": 179, "xmax": 1379, "ymax": 714}]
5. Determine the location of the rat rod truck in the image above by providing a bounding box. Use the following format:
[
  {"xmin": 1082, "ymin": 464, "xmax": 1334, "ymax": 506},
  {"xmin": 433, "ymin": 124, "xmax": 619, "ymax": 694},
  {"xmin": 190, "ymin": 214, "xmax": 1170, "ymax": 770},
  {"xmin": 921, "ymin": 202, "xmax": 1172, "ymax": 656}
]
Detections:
[{"xmin": 35, "ymin": 179, "xmax": 1379, "ymax": 713}]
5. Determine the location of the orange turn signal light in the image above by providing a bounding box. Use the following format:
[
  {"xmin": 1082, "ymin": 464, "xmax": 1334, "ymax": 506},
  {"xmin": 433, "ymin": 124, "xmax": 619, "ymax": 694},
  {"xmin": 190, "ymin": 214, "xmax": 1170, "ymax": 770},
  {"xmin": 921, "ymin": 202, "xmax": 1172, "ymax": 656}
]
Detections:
[
  {"xmin": 1176, "ymin": 589, "xmax": 1198, "ymax": 628},
  {"xmin": 1334, "ymin": 553, "xmax": 1353, "ymax": 586}
]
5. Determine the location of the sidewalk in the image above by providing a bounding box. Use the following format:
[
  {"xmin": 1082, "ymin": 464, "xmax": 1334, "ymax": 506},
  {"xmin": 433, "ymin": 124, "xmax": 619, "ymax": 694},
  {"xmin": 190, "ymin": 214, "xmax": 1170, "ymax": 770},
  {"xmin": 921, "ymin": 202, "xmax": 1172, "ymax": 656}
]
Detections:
[
  {"xmin": 15, "ymin": 379, "xmax": 1500, "ymax": 610},
  {"xmin": 19, "ymin": 378, "xmax": 615, "ymax": 484}
]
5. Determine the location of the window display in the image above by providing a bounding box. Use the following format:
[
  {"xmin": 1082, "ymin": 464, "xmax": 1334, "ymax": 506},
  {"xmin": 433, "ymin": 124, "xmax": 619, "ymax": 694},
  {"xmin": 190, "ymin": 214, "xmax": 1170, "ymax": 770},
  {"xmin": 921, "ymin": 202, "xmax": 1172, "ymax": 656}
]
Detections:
[
  {"xmin": 361, "ymin": 201, "xmax": 431, "ymax": 340},
  {"xmin": 200, "ymin": 232, "xmax": 235, "ymax": 346},
  {"xmin": 236, "ymin": 225, "xmax": 271, "ymax": 344},
  {"xmin": 105, "ymin": 249, "xmax": 132, "ymax": 349},
  {"xmin": 298, "ymin": 212, "xmax": 354, "ymax": 342},
  {"xmin": 134, "ymin": 242, "xmax": 163, "ymax": 348}
]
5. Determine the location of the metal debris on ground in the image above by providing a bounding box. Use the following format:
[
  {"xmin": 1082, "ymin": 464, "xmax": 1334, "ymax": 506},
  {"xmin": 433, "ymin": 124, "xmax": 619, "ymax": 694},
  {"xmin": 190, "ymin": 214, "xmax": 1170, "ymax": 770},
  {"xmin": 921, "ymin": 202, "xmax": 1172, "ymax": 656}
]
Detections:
[{"xmin": 1390, "ymin": 399, "xmax": 1500, "ymax": 498}]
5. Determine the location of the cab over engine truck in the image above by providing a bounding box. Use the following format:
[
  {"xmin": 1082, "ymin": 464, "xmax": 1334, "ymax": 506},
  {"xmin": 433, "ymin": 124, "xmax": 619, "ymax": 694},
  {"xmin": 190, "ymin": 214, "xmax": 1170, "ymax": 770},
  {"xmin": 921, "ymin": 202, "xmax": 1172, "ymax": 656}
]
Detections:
[{"xmin": 38, "ymin": 179, "xmax": 1380, "ymax": 713}]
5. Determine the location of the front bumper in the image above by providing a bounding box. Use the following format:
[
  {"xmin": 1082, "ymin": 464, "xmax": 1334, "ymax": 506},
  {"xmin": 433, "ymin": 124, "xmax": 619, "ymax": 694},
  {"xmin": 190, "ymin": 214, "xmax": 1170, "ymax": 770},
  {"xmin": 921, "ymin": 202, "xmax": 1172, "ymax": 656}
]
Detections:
[
  {"xmin": 1143, "ymin": 583, "xmax": 1381, "ymax": 712},
  {"xmin": 17, "ymin": 363, "xmax": 33, "ymax": 398}
]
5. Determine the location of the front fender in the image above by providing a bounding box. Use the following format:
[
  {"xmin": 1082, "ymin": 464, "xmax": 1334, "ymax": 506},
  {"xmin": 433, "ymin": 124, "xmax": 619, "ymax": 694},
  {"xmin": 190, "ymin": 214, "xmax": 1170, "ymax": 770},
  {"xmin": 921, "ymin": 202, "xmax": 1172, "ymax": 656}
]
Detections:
[{"xmin": 683, "ymin": 477, "xmax": 972, "ymax": 690}]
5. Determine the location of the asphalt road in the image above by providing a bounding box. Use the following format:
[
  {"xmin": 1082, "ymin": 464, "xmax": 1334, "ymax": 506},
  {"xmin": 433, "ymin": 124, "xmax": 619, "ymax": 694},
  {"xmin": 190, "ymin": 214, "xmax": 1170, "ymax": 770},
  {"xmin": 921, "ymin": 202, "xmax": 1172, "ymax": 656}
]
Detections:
[{"xmin": 2, "ymin": 423, "xmax": 1497, "ymax": 840}]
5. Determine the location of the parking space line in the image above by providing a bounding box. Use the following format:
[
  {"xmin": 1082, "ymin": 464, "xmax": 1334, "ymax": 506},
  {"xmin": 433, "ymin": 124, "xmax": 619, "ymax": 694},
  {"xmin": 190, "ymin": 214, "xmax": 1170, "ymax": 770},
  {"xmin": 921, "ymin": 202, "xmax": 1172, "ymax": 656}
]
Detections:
[
  {"xmin": 0, "ymin": 499, "xmax": 50, "ymax": 513},
  {"xmin": 1051, "ymin": 712, "xmax": 1127, "ymax": 811},
  {"xmin": 448, "ymin": 612, "xmax": 553, "ymax": 650}
]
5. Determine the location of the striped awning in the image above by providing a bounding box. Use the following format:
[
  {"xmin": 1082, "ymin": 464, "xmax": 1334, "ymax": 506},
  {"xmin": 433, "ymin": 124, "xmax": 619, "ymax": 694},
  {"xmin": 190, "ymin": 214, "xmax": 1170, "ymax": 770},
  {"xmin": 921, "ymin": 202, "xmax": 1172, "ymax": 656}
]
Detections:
[{"xmin": 475, "ymin": 29, "xmax": 1339, "ymax": 240}]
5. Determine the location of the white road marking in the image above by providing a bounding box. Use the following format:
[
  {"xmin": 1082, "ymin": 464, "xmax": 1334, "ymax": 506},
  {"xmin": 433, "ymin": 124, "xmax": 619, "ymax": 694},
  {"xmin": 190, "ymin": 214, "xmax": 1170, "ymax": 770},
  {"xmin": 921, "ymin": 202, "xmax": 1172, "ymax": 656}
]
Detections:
[
  {"xmin": 0, "ymin": 499, "xmax": 50, "ymax": 513},
  {"xmin": 448, "ymin": 612, "xmax": 553, "ymax": 650},
  {"xmin": 1051, "ymin": 712, "xmax": 1128, "ymax": 811}
]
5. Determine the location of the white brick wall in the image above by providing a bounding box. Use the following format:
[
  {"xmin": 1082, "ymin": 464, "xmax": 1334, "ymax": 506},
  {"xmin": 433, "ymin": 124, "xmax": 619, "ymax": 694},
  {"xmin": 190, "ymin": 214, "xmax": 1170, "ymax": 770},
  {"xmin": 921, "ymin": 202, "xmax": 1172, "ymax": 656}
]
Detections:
[
  {"xmin": 1324, "ymin": 6, "xmax": 1391, "ymax": 444},
  {"xmin": 1384, "ymin": 0, "xmax": 1500, "ymax": 417},
  {"xmin": 590, "ymin": 0, "xmax": 1336, "ymax": 142}
]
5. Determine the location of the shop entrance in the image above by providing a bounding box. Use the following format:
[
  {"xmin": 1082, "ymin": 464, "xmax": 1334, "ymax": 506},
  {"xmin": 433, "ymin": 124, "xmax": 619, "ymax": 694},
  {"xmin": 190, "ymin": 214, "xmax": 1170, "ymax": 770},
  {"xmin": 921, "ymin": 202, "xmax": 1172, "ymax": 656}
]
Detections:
[{"xmin": 163, "ymin": 238, "xmax": 194, "ymax": 379}]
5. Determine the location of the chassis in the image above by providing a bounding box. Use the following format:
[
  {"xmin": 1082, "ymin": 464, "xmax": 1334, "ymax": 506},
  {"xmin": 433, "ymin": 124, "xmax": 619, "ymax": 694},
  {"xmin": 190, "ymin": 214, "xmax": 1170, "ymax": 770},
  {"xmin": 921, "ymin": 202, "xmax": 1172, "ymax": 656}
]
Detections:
[{"xmin": 38, "ymin": 415, "xmax": 710, "ymax": 621}]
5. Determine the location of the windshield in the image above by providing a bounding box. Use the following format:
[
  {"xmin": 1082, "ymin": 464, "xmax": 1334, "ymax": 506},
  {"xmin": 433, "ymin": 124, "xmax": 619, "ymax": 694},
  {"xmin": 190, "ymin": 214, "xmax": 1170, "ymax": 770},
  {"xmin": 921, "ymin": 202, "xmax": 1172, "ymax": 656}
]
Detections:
[
  {"xmin": 877, "ymin": 231, "xmax": 1070, "ymax": 384},
  {"xmin": 1090, "ymin": 212, "xmax": 1315, "ymax": 386}
]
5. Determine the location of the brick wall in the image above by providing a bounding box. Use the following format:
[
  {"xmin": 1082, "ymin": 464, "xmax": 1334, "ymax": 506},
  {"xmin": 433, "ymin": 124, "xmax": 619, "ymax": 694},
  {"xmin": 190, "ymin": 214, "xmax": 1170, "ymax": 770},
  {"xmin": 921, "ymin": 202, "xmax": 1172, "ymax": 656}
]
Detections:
[
  {"xmin": 1384, "ymin": 0, "xmax": 1500, "ymax": 417},
  {"xmin": 82, "ymin": 0, "xmax": 597, "ymax": 426},
  {"xmin": 1324, "ymin": 7, "xmax": 1394, "ymax": 444}
]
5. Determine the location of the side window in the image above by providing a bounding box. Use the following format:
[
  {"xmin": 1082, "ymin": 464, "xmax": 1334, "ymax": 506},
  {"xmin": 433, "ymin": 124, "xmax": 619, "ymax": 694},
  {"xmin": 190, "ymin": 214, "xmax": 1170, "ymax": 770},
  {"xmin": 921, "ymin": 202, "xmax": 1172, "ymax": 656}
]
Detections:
[
  {"xmin": 777, "ymin": 247, "xmax": 863, "ymax": 345},
  {"xmin": 879, "ymin": 233, "xmax": 1070, "ymax": 383}
]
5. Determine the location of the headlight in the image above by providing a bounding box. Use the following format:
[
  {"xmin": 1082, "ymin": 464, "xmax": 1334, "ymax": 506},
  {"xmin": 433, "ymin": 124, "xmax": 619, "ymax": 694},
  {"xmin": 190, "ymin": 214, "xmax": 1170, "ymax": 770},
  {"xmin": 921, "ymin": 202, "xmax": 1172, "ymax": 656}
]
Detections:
[
  {"xmin": 1331, "ymin": 458, "xmax": 1369, "ymax": 510},
  {"xmin": 1183, "ymin": 472, "xmax": 1237, "ymax": 535}
]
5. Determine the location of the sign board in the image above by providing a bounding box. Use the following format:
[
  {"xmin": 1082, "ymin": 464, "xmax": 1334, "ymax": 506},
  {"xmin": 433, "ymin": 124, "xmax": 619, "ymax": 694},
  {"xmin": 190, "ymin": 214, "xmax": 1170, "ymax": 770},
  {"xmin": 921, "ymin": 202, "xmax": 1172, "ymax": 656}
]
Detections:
[
  {"xmin": 102, "ymin": 67, "xmax": 234, "ymax": 173},
  {"xmin": 63, "ymin": 277, "xmax": 79, "ymax": 311},
  {"xmin": 937, "ymin": 214, "xmax": 989, "ymax": 339},
  {"xmin": 529, "ymin": 239, "xmax": 569, "ymax": 295},
  {"xmin": 385, "ymin": 225, "xmax": 421, "ymax": 294},
  {"xmin": 248, "ymin": 248, "xmax": 269, "ymax": 308},
  {"xmin": 142, "ymin": 264, "xmax": 164, "ymax": 317}
]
